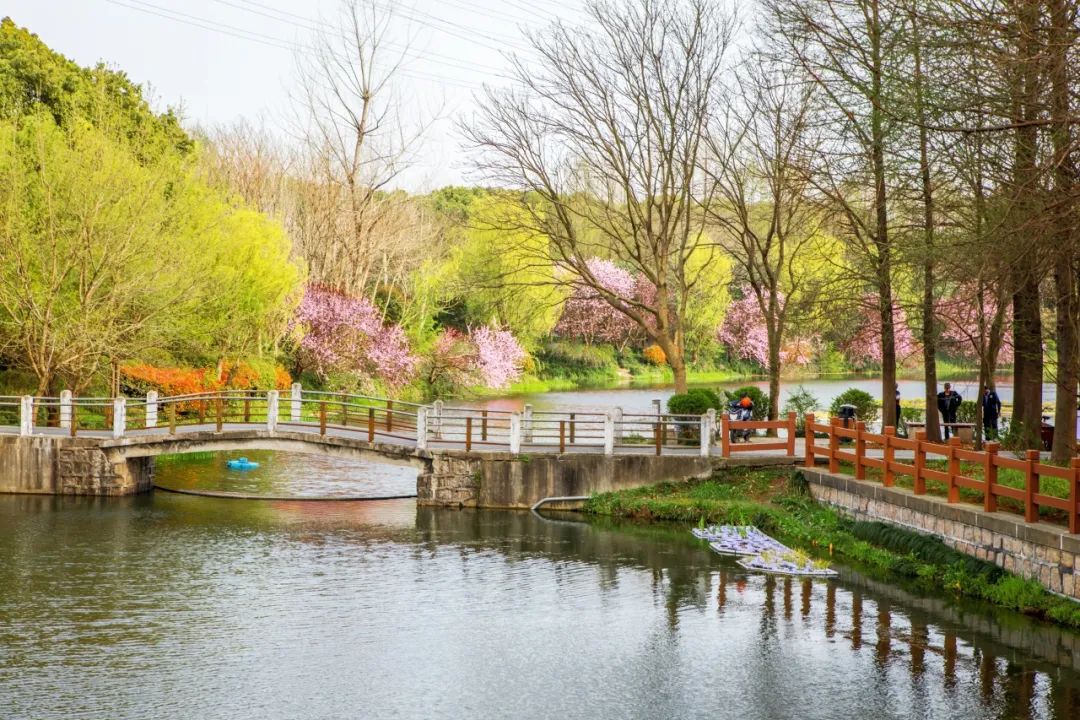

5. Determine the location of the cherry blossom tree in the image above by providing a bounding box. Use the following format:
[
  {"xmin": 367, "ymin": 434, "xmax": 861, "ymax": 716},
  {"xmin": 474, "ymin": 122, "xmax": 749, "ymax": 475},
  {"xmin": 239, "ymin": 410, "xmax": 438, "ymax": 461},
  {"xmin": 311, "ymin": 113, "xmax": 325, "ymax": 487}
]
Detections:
[
  {"xmin": 554, "ymin": 259, "xmax": 651, "ymax": 348},
  {"xmin": 937, "ymin": 290, "xmax": 1014, "ymax": 365},
  {"xmin": 290, "ymin": 285, "xmax": 417, "ymax": 388},
  {"xmin": 717, "ymin": 293, "xmax": 770, "ymax": 366},
  {"xmin": 471, "ymin": 326, "xmax": 526, "ymax": 389},
  {"xmin": 718, "ymin": 290, "xmax": 817, "ymax": 369},
  {"xmin": 838, "ymin": 299, "xmax": 919, "ymax": 369},
  {"xmin": 423, "ymin": 326, "xmax": 527, "ymax": 393}
]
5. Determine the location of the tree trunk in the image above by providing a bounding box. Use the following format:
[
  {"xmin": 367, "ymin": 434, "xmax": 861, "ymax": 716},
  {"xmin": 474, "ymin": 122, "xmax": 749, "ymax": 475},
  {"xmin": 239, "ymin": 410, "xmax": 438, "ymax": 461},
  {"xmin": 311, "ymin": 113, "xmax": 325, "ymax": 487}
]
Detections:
[
  {"xmin": 768, "ymin": 326, "xmax": 781, "ymax": 436},
  {"xmin": 1052, "ymin": 261, "xmax": 1078, "ymax": 461},
  {"xmin": 1009, "ymin": 0, "xmax": 1045, "ymax": 450},
  {"xmin": 669, "ymin": 348, "xmax": 688, "ymax": 394},
  {"xmin": 1048, "ymin": 0, "xmax": 1078, "ymax": 462},
  {"xmin": 1012, "ymin": 276, "xmax": 1044, "ymax": 446},
  {"xmin": 870, "ymin": 0, "xmax": 896, "ymax": 430},
  {"xmin": 909, "ymin": 8, "xmax": 940, "ymax": 441}
]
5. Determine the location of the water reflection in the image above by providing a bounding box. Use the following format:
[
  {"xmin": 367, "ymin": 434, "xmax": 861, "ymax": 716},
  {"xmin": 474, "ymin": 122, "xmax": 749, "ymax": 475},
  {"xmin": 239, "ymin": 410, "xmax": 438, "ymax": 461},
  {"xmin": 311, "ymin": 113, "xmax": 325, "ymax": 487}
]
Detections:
[{"xmin": 1, "ymin": 493, "xmax": 1078, "ymax": 719}]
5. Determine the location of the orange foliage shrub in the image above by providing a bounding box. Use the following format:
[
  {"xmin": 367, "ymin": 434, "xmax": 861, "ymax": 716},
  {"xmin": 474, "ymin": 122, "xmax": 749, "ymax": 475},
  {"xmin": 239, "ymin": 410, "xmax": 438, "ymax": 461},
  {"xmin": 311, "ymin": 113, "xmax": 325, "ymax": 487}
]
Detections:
[
  {"xmin": 643, "ymin": 344, "xmax": 667, "ymax": 365},
  {"xmin": 121, "ymin": 364, "xmax": 218, "ymax": 396}
]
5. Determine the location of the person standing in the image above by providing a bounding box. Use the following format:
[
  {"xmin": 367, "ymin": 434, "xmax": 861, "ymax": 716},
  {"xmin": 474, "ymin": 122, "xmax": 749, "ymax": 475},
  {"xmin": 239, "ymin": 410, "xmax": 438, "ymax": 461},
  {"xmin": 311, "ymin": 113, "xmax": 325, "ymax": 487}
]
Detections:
[
  {"xmin": 937, "ymin": 383, "xmax": 962, "ymax": 439},
  {"xmin": 982, "ymin": 386, "xmax": 1002, "ymax": 440},
  {"xmin": 895, "ymin": 384, "xmax": 903, "ymax": 432}
]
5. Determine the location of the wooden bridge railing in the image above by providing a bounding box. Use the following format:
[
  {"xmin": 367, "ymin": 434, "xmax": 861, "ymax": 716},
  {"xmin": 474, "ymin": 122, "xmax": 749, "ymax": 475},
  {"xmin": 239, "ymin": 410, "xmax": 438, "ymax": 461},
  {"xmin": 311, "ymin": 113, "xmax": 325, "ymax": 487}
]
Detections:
[
  {"xmin": 3, "ymin": 387, "xmax": 800, "ymax": 461},
  {"xmin": 805, "ymin": 414, "xmax": 1080, "ymax": 534}
]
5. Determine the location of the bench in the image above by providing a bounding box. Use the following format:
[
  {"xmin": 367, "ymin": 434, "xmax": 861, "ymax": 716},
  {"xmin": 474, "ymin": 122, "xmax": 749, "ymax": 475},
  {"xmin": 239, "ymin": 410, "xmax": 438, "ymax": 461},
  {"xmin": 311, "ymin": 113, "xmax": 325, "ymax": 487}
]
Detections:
[{"xmin": 904, "ymin": 422, "xmax": 976, "ymax": 443}]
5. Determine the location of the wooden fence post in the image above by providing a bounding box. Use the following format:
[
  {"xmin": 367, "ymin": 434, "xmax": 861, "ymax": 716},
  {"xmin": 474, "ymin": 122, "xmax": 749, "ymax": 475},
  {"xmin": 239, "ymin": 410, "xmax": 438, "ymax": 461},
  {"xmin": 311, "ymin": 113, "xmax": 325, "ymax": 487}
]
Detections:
[
  {"xmin": 883, "ymin": 426, "xmax": 895, "ymax": 487},
  {"xmin": 828, "ymin": 418, "xmax": 840, "ymax": 473},
  {"xmin": 70, "ymin": 404, "xmax": 78, "ymax": 438},
  {"xmin": 465, "ymin": 416, "xmax": 472, "ymax": 452},
  {"xmin": 319, "ymin": 401, "xmax": 327, "ymax": 436},
  {"xmin": 559, "ymin": 420, "xmax": 566, "ymax": 453},
  {"xmin": 1070, "ymin": 457, "xmax": 1080, "ymax": 534},
  {"xmin": 984, "ymin": 442, "xmax": 1000, "ymax": 513},
  {"xmin": 386, "ymin": 400, "xmax": 394, "ymax": 432},
  {"xmin": 243, "ymin": 396, "xmax": 251, "ymax": 424},
  {"xmin": 654, "ymin": 422, "xmax": 662, "ymax": 456},
  {"xmin": 803, "ymin": 413, "xmax": 815, "ymax": 468},
  {"xmin": 1024, "ymin": 449, "xmax": 1039, "ymax": 523},
  {"xmin": 913, "ymin": 431, "xmax": 927, "ymax": 495},
  {"xmin": 569, "ymin": 413, "xmax": 576, "ymax": 444},
  {"xmin": 367, "ymin": 408, "xmax": 375, "ymax": 442},
  {"xmin": 947, "ymin": 437, "xmax": 961, "ymax": 503},
  {"xmin": 720, "ymin": 411, "xmax": 731, "ymax": 457},
  {"xmin": 855, "ymin": 421, "xmax": 867, "ymax": 480},
  {"xmin": 481, "ymin": 410, "xmax": 488, "ymax": 441},
  {"xmin": 215, "ymin": 394, "xmax": 223, "ymax": 433},
  {"xmin": 786, "ymin": 412, "xmax": 797, "ymax": 457}
]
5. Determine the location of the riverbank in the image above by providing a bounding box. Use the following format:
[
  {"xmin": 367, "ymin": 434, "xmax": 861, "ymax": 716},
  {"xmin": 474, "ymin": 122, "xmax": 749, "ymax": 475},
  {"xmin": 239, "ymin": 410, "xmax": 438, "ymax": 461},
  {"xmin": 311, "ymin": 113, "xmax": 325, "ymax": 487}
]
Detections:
[{"xmin": 583, "ymin": 467, "xmax": 1080, "ymax": 629}]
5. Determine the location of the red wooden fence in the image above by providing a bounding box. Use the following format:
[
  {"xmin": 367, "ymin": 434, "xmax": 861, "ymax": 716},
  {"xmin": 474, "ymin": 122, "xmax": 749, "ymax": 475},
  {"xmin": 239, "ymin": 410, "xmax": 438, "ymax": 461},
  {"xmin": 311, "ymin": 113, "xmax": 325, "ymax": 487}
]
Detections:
[
  {"xmin": 721, "ymin": 411, "xmax": 797, "ymax": 457},
  {"xmin": 804, "ymin": 414, "xmax": 1080, "ymax": 534}
]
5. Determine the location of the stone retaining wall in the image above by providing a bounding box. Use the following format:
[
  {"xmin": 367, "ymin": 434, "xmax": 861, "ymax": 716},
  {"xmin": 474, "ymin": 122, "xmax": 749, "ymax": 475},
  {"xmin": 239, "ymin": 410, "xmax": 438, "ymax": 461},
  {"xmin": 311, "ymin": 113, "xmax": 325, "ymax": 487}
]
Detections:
[
  {"xmin": 419, "ymin": 451, "xmax": 715, "ymax": 509},
  {"xmin": 804, "ymin": 468, "xmax": 1080, "ymax": 601},
  {"xmin": 0, "ymin": 436, "xmax": 152, "ymax": 496}
]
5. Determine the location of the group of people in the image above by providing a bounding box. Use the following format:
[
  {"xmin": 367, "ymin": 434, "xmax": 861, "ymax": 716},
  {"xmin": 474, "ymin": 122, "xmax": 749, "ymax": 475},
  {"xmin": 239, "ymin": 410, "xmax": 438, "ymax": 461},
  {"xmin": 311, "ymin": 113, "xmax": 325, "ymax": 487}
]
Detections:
[{"xmin": 894, "ymin": 382, "xmax": 1002, "ymax": 439}]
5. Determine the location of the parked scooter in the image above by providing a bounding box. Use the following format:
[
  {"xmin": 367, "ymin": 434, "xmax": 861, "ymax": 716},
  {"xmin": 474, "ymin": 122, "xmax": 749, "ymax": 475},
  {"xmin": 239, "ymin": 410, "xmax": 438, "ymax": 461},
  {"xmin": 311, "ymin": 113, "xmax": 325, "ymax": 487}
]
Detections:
[{"xmin": 728, "ymin": 399, "xmax": 754, "ymax": 443}]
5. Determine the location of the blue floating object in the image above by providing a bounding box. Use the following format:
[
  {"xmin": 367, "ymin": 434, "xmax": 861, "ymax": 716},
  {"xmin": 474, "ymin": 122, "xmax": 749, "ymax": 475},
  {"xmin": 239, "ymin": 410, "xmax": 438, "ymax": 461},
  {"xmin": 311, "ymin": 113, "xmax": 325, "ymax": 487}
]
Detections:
[{"xmin": 226, "ymin": 457, "xmax": 260, "ymax": 470}]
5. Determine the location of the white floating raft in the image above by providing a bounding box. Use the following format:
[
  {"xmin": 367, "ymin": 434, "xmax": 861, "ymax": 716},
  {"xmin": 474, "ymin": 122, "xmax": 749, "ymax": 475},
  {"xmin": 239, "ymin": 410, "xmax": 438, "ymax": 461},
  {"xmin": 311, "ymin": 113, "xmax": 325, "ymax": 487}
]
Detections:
[{"xmin": 693, "ymin": 525, "xmax": 838, "ymax": 577}]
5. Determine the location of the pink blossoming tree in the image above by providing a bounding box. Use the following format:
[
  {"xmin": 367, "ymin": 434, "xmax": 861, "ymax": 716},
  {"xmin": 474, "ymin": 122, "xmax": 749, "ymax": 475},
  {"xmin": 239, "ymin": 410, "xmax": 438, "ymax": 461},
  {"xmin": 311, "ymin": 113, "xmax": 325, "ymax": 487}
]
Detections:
[
  {"xmin": 424, "ymin": 326, "xmax": 527, "ymax": 393},
  {"xmin": 554, "ymin": 258, "xmax": 654, "ymax": 348},
  {"xmin": 838, "ymin": 299, "xmax": 920, "ymax": 369},
  {"xmin": 290, "ymin": 285, "xmax": 417, "ymax": 389}
]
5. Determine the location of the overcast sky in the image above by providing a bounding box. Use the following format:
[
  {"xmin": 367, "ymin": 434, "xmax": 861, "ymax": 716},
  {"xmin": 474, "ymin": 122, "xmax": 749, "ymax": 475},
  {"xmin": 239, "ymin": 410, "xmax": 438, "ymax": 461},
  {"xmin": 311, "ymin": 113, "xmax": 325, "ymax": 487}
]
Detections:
[{"xmin": 6, "ymin": 0, "xmax": 598, "ymax": 190}]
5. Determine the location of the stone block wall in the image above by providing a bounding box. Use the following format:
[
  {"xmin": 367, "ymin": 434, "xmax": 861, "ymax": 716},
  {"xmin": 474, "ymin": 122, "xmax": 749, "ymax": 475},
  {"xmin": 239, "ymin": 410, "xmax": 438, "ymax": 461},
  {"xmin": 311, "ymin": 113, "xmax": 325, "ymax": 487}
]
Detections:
[
  {"xmin": 417, "ymin": 454, "xmax": 483, "ymax": 507},
  {"xmin": 0, "ymin": 436, "xmax": 152, "ymax": 496},
  {"xmin": 804, "ymin": 469, "xmax": 1080, "ymax": 601},
  {"xmin": 419, "ymin": 451, "xmax": 714, "ymax": 509}
]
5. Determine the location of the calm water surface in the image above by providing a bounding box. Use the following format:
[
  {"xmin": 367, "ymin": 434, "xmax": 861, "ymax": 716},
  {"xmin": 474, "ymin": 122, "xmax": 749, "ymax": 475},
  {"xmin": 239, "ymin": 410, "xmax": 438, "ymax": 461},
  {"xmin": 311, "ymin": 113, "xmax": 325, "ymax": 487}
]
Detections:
[
  {"xmin": 2, "ymin": 452, "xmax": 1080, "ymax": 719},
  {"xmin": 463, "ymin": 374, "xmax": 1050, "ymax": 418}
]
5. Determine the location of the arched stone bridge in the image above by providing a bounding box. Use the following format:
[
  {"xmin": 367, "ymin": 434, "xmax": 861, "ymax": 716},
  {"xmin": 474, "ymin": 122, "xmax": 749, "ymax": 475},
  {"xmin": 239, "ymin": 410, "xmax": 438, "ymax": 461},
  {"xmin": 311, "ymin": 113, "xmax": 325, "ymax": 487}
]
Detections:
[{"xmin": 0, "ymin": 387, "xmax": 799, "ymax": 507}]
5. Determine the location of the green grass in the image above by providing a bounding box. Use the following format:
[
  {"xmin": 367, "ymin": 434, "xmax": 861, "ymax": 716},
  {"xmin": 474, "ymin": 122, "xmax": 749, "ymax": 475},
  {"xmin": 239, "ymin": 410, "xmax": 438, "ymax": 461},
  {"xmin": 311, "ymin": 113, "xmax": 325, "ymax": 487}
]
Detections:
[{"xmin": 584, "ymin": 467, "xmax": 1080, "ymax": 629}]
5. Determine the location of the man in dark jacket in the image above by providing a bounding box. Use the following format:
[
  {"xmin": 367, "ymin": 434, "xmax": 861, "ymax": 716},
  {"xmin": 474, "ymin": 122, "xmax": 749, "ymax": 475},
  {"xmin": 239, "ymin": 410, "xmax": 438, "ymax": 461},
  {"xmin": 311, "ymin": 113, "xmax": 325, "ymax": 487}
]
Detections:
[
  {"xmin": 937, "ymin": 383, "xmax": 962, "ymax": 439},
  {"xmin": 982, "ymin": 386, "xmax": 1002, "ymax": 440}
]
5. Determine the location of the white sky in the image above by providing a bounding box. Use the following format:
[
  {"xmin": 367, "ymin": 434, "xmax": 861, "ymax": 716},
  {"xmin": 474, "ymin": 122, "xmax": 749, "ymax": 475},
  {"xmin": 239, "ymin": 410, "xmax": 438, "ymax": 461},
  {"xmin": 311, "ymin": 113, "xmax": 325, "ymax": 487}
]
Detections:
[{"xmin": 5, "ymin": 0, "xmax": 598, "ymax": 190}]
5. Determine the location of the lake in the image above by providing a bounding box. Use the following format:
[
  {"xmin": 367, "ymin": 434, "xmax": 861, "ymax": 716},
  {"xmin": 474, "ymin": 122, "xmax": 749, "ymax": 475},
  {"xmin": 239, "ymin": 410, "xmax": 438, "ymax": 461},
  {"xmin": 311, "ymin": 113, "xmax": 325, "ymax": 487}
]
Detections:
[{"xmin": 2, "ymin": 451, "xmax": 1079, "ymax": 719}]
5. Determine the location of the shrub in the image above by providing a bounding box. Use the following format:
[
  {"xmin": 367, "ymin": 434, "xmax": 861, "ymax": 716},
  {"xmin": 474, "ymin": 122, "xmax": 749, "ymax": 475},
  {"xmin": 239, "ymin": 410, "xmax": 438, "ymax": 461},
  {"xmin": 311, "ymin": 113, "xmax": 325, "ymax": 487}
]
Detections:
[
  {"xmin": 722, "ymin": 386, "xmax": 769, "ymax": 421},
  {"xmin": 120, "ymin": 364, "xmax": 218, "ymax": 397},
  {"xmin": 783, "ymin": 385, "xmax": 820, "ymax": 436},
  {"xmin": 642, "ymin": 344, "xmax": 667, "ymax": 365},
  {"xmin": 955, "ymin": 399, "xmax": 978, "ymax": 424},
  {"xmin": 828, "ymin": 388, "xmax": 879, "ymax": 422},
  {"xmin": 667, "ymin": 388, "xmax": 722, "ymax": 416}
]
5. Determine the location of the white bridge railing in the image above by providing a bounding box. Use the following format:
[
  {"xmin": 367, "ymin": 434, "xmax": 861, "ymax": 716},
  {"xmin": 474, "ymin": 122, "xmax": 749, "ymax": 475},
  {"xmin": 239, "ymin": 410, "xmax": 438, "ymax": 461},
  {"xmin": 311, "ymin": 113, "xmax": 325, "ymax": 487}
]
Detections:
[{"xmin": 0, "ymin": 384, "xmax": 801, "ymax": 459}]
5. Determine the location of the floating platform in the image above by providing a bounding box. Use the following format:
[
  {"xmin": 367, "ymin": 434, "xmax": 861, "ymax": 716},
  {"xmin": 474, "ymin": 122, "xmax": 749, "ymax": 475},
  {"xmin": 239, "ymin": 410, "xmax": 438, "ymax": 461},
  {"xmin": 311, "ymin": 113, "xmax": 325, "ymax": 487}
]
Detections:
[
  {"xmin": 226, "ymin": 457, "xmax": 260, "ymax": 470},
  {"xmin": 692, "ymin": 525, "xmax": 790, "ymax": 556},
  {"xmin": 693, "ymin": 525, "xmax": 837, "ymax": 577}
]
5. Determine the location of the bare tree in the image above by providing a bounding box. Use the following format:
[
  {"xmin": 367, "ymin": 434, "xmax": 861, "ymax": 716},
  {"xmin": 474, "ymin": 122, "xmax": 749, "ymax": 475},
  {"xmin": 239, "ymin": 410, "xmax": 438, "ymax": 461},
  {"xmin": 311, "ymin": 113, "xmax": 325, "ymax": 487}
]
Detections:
[
  {"xmin": 464, "ymin": 0, "xmax": 733, "ymax": 392},
  {"xmin": 765, "ymin": 0, "xmax": 906, "ymax": 428},
  {"xmin": 703, "ymin": 58, "xmax": 823, "ymax": 423},
  {"xmin": 292, "ymin": 0, "xmax": 430, "ymax": 298}
]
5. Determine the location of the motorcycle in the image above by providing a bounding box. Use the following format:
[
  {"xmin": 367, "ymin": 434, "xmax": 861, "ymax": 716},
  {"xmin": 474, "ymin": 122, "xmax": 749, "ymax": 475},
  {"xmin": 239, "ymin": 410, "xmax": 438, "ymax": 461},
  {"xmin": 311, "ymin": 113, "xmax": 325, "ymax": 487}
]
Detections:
[{"xmin": 728, "ymin": 401, "xmax": 754, "ymax": 443}]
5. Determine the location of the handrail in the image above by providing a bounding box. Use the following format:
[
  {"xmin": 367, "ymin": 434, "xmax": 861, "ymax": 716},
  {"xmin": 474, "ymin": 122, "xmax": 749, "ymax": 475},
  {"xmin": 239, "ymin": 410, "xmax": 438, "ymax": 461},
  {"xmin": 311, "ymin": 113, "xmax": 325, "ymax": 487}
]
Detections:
[{"xmin": 804, "ymin": 413, "xmax": 1080, "ymax": 535}]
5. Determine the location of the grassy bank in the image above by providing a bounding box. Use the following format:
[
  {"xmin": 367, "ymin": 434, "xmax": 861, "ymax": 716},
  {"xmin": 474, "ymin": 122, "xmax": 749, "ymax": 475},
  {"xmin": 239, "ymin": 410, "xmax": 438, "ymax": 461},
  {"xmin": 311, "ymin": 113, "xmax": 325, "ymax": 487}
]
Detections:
[{"xmin": 584, "ymin": 467, "xmax": 1080, "ymax": 629}]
